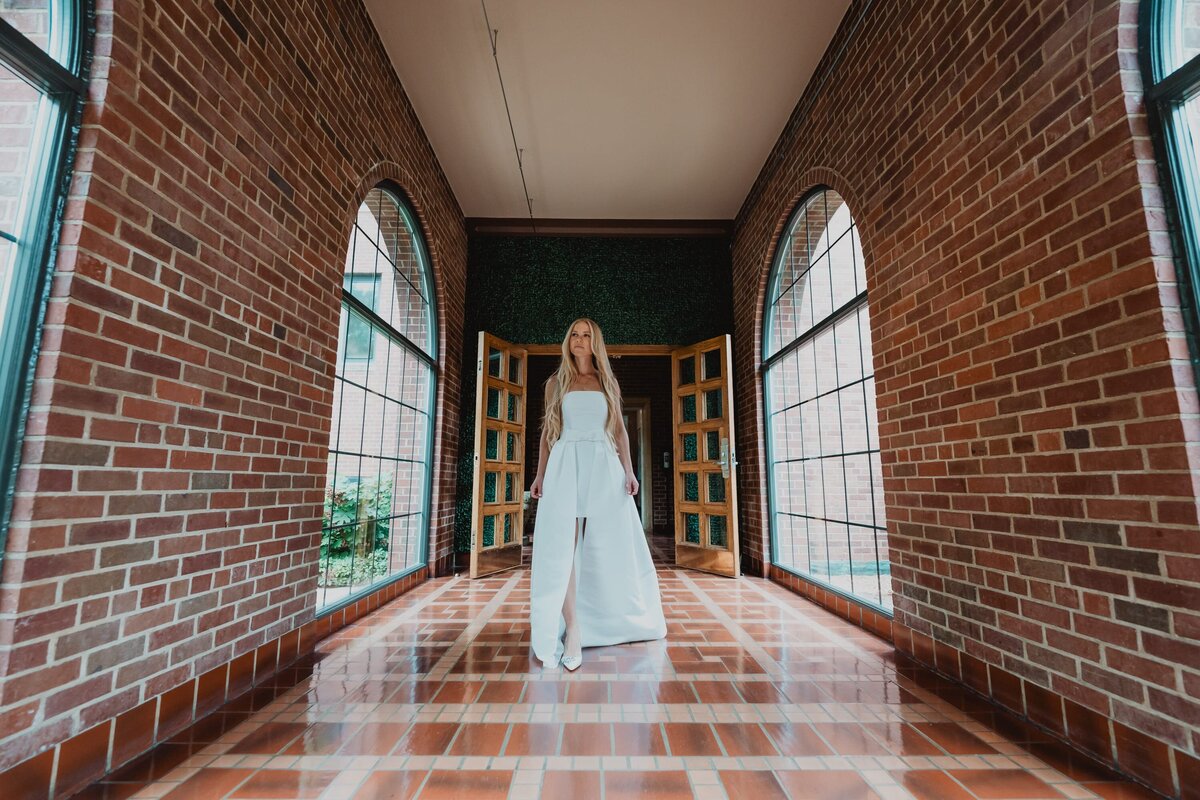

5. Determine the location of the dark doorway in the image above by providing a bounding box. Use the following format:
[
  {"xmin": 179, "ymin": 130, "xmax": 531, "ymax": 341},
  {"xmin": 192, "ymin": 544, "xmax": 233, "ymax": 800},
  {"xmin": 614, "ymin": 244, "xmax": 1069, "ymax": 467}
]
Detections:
[{"xmin": 524, "ymin": 354, "xmax": 674, "ymax": 546}]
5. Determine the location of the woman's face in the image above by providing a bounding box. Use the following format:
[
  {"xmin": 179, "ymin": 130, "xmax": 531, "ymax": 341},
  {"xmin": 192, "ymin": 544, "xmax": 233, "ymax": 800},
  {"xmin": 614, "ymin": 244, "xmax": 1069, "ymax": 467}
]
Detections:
[{"xmin": 569, "ymin": 322, "xmax": 593, "ymax": 359}]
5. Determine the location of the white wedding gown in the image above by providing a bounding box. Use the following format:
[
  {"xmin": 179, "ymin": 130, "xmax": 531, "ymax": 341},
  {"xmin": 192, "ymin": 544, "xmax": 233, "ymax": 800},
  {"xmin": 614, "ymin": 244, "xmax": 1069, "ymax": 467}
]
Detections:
[{"xmin": 528, "ymin": 391, "xmax": 667, "ymax": 666}]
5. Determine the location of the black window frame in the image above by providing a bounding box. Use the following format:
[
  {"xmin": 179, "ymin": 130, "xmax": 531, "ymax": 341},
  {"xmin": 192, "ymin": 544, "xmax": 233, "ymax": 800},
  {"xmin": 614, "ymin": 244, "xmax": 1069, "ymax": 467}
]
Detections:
[
  {"xmin": 318, "ymin": 181, "xmax": 439, "ymax": 615},
  {"xmin": 0, "ymin": 1, "xmax": 91, "ymax": 551},
  {"xmin": 761, "ymin": 186, "xmax": 892, "ymax": 614},
  {"xmin": 1140, "ymin": 0, "xmax": 1200, "ymax": 374}
]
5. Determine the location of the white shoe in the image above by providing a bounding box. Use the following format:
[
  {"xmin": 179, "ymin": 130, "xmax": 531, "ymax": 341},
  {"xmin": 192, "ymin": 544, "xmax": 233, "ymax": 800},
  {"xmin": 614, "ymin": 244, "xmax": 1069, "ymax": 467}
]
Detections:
[{"xmin": 561, "ymin": 628, "xmax": 582, "ymax": 671}]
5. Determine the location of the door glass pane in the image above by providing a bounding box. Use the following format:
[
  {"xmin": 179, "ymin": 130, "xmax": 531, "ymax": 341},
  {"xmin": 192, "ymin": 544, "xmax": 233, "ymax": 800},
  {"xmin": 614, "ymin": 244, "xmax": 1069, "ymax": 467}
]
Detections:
[
  {"xmin": 485, "ymin": 428, "xmax": 498, "ymax": 459},
  {"xmin": 708, "ymin": 473, "xmax": 726, "ymax": 503},
  {"xmin": 509, "ymin": 354, "xmax": 522, "ymax": 384},
  {"xmin": 488, "ymin": 346, "xmax": 503, "ymax": 377},
  {"xmin": 486, "ymin": 387, "xmax": 501, "ymax": 418},
  {"xmin": 684, "ymin": 513, "xmax": 700, "ymax": 544},
  {"xmin": 702, "ymin": 348, "xmax": 721, "ymax": 379},
  {"xmin": 506, "ymin": 431, "xmax": 517, "ymax": 461},
  {"xmin": 484, "ymin": 471, "xmax": 497, "ymax": 503},
  {"xmin": 507, "ymin": 393, "xmax": 519, "ymax": 422},
  {"xmin": 704, "ymin": 388, "xmax": 722, "ymax": 420},
  {"xmin": 681, "ymin": 433, "xmax": 697, "ymax": 462},
  {"xmin": 705, "ymin": 430, "xmax": 720, "ymax": 460},
  {"xmin": 503, "ymin": 513, "xmax": 513, "ymax": 543},
  {"xmin": 709, "ymin": 515, "xmax": 727, "ymax": 548},
  {"xmin": 681, "ymin": 394, "xmax": 697, "ymax": 423},
  {"xmin": 505, "ymin": 472, "xmax": 514, "ymax": 502},
  {"xmin": 683, "ymin": 472, "xmax": 699, "ymax": 502},
  {"xmin": 679, "ymin": 355, "xmax": 695, "ymax": 385},
  {"xmin": 483, "ymin": 514, "xmax": 495, "ymax": 547}
]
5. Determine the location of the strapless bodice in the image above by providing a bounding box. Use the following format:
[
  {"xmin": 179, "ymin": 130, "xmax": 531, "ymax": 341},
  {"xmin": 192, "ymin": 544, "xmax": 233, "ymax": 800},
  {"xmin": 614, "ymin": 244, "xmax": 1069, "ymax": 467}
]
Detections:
[{"xmin": 561, "ymin": 391, "xmax": 607, "ymax": 438}]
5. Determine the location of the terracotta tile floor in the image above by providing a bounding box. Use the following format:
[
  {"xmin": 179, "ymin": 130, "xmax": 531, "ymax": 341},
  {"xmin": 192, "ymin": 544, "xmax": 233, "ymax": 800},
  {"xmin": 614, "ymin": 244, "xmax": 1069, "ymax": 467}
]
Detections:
[{"xmin": 77, "ymin": 553, "xmax": 1163, "ymax": 799}]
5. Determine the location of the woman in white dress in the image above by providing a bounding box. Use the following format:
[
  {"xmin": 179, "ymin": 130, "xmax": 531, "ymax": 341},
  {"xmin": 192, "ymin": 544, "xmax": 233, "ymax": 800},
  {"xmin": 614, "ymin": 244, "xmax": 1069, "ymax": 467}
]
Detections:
[{"xmin": 528, "ymin": 318, "xmax": 667, "ymax": 670}]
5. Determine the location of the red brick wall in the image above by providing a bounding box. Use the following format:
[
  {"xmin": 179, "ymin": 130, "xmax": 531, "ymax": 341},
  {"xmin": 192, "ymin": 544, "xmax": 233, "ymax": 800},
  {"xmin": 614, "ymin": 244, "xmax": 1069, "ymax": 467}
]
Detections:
[
  {"xmin": 0, "ymin": 0, "xmax": 465, "ymax": 774},
  {"xmin": 733, "ymin": 0, "xmax": 1200, "ymax": 790}
]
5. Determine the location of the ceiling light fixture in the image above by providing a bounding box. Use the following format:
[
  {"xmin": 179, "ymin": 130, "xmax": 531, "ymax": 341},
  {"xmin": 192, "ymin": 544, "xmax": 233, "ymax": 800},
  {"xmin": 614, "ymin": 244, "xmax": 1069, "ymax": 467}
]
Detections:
[{"xmin": 480, "ymin": 0, "xmax": 537, "ymax": 231}]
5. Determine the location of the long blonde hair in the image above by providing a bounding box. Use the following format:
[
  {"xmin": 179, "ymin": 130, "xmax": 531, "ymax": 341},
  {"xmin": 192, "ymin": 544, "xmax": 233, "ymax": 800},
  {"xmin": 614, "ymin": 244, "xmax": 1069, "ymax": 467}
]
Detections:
[{"xmin": 542, "ymin": 317, "xmax": 622, "ymax": 451}]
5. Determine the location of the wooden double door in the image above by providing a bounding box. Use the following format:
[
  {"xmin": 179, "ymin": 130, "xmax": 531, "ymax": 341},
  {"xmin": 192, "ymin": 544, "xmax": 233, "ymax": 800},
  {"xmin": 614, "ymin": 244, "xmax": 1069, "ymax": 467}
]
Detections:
[{"xmin": 468, "ymin": 333, "xmax": 740, "ymax": 578}]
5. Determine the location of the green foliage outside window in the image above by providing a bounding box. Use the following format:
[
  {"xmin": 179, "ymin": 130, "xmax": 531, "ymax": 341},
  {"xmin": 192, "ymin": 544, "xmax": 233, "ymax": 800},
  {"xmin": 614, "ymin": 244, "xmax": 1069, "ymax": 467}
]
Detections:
[{"xmin": 321, "ymin": 474, "xmax": 393, "ymax": 587}]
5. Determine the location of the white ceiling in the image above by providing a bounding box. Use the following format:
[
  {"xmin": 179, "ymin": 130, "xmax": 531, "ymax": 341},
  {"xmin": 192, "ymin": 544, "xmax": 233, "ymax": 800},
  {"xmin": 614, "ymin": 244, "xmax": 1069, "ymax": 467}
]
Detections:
[{"xmin": 364, "ymin": 0, "xmax": 850, "ymax": 220}]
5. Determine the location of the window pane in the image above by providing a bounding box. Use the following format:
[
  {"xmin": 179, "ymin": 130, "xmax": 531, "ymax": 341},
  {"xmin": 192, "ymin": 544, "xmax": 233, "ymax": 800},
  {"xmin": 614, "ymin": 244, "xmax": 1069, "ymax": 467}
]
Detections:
[
  {"xmin": 0, "ymin": 2, "xmax": 66, "ymax": 66},
  {"xmin": 1164, "ymin": 0, "xmax": 1200, "ymax": 74},
  {"xmin": 816, "ymin": 392, "xmax": 840, "ymax": 458},
  {"xmin": 321, "ymin": 188, "xmax": 436, "ymax": 610},
  {"xmin": 806, "ymin": 518, "xmax": 830, "ymax": 583},
  {"xmin": 0, "ymin": 65, "xmax": 44, "ymax": 235},
  {"xmin": 0, "ymin": 237, "xmax": 15, "ymax": 337},
  {"xmin": 767, "ymin": 349, "xmax": 796, "ymax": 413},
  {"xmin": 771, "ymin": 462, "xmax": 797, "ymax": 515},
  {"xmin": 796, "ymin": 340, "xmax": 818, "ymax": 403},
  {"xmin": 844, "ymin": 455, "xmax": 876, "ymax": 530},
  {"xmin": 824, "ymin": 194, "xmax": 852, "ymax": 251},
  {"xmin": 834, "ymin": 311, "xmax": 864, "ymax": 385},
  {"xmin": 799, "ymin": 403, "xmax": 820, "ymax": 461},
  {"xmin": 812, "ymin": 327, "xmax": 836, "ymax": 397},
  {"xmin": 807, "ymin": 254, "xmax": 833, "ymax": 329},
  {"xmin": 764, "ymin": 192, "xmax": 887, "ymax": 610},
  {"xmin": 839, "ymin": 387, "xmax": 869, "ymax": 453}
]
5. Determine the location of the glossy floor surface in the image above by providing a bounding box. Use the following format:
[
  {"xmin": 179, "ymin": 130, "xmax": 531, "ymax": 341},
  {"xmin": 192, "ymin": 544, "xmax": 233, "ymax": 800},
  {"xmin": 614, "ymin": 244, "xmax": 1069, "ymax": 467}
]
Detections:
[{"xmin": 78, "ymin": 556, "xmax": 1160, "ymax": 799}]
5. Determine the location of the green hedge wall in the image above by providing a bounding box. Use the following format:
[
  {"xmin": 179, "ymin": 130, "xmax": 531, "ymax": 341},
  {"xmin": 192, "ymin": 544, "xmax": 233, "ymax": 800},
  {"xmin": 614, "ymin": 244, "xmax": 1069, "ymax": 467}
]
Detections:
[{"xmin": 453, "ymin": 235, "xmax": 734, "ymax": 554}]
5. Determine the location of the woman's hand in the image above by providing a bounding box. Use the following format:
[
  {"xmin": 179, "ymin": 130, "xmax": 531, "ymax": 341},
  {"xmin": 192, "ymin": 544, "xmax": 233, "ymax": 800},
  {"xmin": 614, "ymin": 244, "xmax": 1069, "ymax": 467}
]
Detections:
[
  {"xmin": 625, "ymin": 471, "xmax": 639, "ymax": 496},
  {"xmin": 530, "ymin": 475, "xmax": 544, "ymax": 499}
]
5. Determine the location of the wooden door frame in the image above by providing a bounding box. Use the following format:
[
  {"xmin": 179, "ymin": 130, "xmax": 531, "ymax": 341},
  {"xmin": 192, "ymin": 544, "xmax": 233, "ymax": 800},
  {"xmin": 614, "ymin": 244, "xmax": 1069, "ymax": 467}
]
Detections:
[
  {"xmin": 622, "ymin": 397, "xmax": 653, "ymax": 534},
  {"xmin": 469, "ymin": 332, "xmax": 528, "ymax": 578},
  {"xmin": 670, "ymin": 334, "xmax": 741, "ymax": 577}
]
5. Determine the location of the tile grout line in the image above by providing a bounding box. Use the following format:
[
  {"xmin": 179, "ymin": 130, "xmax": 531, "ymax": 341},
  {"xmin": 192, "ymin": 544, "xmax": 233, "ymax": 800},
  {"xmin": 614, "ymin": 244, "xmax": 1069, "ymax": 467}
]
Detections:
[
  {"xmin": 324, "ymin": 575, "xmax": 472, "ymax": 663},
  {"xmin": 426, "ymin": 571, "xmax": 524, "ymax": 681},
  {"xmin": 674, "ymin": 570, "xmax": 788, "ymax": 681}
]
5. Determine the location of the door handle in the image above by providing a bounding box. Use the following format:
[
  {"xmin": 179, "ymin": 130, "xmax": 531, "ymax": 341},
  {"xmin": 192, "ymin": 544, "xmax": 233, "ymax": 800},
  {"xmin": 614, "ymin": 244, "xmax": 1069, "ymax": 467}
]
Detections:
[{"xmin": 719, "ymin": 437, "xmax": 730, "ymax": 479}]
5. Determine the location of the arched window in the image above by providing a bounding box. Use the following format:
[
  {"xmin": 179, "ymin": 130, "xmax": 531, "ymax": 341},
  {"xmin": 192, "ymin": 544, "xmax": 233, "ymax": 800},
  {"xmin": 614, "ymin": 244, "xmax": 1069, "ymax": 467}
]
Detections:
[
  {"xmin": 1142, "ymin": 1, "xmax": 1200, "ymax": 361},
  {"xmin": 762, "ymin": 188, "xmax": 890, "ymax": 610},
  {"xmin": 319, "ymin": 185, "xmax": 438, "ymax": 610},
  {"xmin": 0, "ymin": 2, "xmax": 87, "ymax": 540}
]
